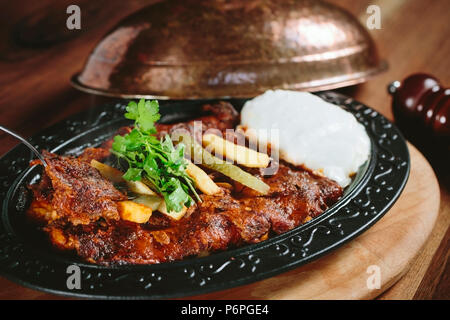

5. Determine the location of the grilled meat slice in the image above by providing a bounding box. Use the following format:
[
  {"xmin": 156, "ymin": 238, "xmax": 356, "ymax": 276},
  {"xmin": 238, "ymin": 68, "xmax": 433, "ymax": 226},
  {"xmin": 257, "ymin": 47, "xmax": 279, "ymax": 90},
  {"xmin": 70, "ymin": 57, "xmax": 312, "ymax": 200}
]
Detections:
[
  {"xmin": 45, "ymin": 196, "xmax": 243, "ymax": 264},
  {"xmin": 235, "ymin": 163, "xmax": 342, "ymax": 233},
  {"xmin": 155, "ymin": 101, "xmax": 239, "ymax": 141},
  {"xmin": 28, "ymin": 101, "xmax": 344, "ymax": 265},
  {"xmin": 77, "ymin": 147, "xmax": 110, "ymax": 163},
  {"xmin": 40, "ymin": 151, "xmax": 126, "ymax": 225},
  {"xmin": 42, "ymin": 162, "xmax": 341, "ymax": 264}
]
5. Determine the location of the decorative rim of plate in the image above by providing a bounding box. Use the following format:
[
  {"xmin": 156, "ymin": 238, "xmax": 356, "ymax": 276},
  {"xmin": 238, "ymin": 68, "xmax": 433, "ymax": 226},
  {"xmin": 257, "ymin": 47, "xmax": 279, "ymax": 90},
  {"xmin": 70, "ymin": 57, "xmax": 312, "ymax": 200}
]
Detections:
[{"xmin": 0, "ymin": 92, "xmax": 409, "ymax": 299}]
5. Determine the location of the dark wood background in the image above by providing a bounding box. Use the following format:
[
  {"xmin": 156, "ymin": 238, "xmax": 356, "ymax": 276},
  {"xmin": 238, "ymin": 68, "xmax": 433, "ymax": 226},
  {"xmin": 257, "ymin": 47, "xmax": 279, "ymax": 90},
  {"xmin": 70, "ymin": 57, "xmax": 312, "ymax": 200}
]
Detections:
[{"xmin": 0, "ymin": 0, "xmax": 448, "ymax": 299}]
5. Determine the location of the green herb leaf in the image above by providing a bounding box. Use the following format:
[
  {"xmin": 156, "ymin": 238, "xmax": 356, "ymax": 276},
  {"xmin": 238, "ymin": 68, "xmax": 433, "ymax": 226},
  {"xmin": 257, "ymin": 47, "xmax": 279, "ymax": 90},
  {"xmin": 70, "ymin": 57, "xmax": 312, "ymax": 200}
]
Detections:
[
  {"xmin": 111, "ymin": 99, "xmax": 200, "ymax": 213},
  {"xmin": 123, "ymin": 167, "xmax": 143, "ymax": 181}
]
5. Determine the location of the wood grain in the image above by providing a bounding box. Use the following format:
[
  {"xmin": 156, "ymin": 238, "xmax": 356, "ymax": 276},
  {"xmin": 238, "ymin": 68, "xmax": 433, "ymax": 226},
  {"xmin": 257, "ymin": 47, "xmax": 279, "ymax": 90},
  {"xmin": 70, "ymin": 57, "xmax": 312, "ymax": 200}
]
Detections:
[
  {"xmin": 0, "ymin": 0, "xmax": 448, "ymax": 299},
  {"xmin": 413, "ymin": 225, "xmax": 449, "ymax": 299},
  {"xmin": 378, "ymin": 190, "xmax": 450, "ymax": 299},
  {"xmin": 185, "ymin": 144, "xmax": 440, "ymax": 299},
  {"xmin": 0, "ymin": 143, "xmax": 440, "ymax": 300},
  {"xmin": 329, "ymin": 0, "xmax": 450, "ymax": 300}
]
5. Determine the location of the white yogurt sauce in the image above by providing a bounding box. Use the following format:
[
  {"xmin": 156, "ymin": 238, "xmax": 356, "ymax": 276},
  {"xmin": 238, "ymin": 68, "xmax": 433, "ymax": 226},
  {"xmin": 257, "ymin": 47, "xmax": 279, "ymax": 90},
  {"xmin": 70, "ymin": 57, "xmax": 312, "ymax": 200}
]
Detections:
[{"xmin": 240, "ymin": 90, "xmax": 370, "ymax": 187}]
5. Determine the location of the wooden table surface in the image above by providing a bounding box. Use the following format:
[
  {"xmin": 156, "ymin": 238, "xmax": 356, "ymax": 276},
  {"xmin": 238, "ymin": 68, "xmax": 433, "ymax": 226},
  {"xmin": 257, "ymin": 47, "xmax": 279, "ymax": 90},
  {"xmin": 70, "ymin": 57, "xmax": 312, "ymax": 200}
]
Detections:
[{"xmin": 0, "ymin": 0, "xmax": 448, "ymax": 299}]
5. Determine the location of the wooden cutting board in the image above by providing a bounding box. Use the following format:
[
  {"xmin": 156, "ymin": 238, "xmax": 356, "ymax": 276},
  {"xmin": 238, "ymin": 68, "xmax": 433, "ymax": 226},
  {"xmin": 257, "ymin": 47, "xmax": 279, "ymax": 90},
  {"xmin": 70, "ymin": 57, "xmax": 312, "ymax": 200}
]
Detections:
[
  {"xmin": 188, "ymin": 143, "xmax": 441, "ymax": 299},
  {"xmin": 0, "ymin": 143, "xmax": 440, "ymax": 299}
]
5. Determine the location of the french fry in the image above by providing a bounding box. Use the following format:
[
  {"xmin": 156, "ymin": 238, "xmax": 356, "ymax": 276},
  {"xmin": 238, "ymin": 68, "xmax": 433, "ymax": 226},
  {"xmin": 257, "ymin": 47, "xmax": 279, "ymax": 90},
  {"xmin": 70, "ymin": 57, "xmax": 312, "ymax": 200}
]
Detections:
[
  {"xmin": 92, "ymin": 160, "xmax": 189, "ymax": 220},
  {"xmin": 90, "ymin": 159, "xmax": 123, "ymax": 183},
  {"xmin": 132, "ymin": 195, "xmax": 163, "ymax": 210},
  {"xmin": 202, "ymin": 133, "xmax": 270, "ymax": 168},
  {"xmin": 206, "ymin": 161, "xmax": 270, "ymax": 194},
  {"xmin": 126, "ymin": 179, "xmax": 157, "ymax": 196},
  {"xmin": 186, "ymin": 161, "xmax": 221, "ymax": 195},
  {"xmin": 157, "ymin": 201, "xmax": 188, "ymax": 221},
  {"xmin": 91, "ymin": 159, "xmax": 156, "ymax": 195},
  {"xmin": 117, "ymin": 201, "xmax": 152, "ymax": 223},
  {"xmin": 180, "ymin": 134, "xmax": 270, "ymax": 195}
]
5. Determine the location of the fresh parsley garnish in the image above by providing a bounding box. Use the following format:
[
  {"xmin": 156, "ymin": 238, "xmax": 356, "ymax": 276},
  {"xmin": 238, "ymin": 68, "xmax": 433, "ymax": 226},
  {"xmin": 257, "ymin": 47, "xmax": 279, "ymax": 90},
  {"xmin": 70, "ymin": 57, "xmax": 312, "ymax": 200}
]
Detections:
[{"xmin": 111, "ymin": 99, "xmax": 200, "ymax": 213}]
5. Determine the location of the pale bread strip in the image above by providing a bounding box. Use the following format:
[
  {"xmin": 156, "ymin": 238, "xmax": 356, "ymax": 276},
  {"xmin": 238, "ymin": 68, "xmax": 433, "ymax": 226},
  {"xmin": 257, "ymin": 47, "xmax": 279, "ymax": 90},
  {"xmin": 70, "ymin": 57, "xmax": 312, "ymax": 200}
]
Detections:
[
  {"xmin": 91, "ymin": 159, "xmax": 156, "ymax": 196},
  {"xmin": 186, "ymin": 160, "xmax": 221, "ymax": 195},
  {"xmin": 202, "ymin": 133, "xmax": 269, "ymax": 168},
  {"xmin": 157, "ymin": 201, "xmax": 187, "ymax": 221}
]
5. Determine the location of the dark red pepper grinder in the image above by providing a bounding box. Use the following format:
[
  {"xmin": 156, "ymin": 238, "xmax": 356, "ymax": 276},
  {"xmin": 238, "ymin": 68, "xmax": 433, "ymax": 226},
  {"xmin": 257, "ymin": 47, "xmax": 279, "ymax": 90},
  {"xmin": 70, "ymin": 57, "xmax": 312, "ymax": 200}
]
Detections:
[{"xmin": 388, "ymin": 73, "xmax": 450, "ymax": 148}]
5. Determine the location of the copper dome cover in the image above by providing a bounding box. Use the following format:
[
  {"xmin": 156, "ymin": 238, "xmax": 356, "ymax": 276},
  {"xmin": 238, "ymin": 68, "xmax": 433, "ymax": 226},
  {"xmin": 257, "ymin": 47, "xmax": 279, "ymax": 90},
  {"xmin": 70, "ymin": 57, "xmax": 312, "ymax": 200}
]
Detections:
[{"xmin": 71, "ymin": 0, "xmax": 387, "ymax": 99}]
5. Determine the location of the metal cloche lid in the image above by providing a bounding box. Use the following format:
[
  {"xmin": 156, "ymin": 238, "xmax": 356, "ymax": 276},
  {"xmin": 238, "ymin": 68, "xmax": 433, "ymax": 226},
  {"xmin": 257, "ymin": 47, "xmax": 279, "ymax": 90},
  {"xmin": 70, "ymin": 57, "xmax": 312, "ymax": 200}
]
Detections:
[{"xmin": 71, "ymin": 0, "xmax": 387, "ymax": 99}]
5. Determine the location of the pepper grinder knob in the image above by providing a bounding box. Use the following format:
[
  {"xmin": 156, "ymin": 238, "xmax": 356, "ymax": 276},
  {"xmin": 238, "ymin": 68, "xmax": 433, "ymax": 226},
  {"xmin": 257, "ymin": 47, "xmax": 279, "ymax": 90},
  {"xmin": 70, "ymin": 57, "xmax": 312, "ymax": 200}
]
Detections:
[{"xmin": 388, "ymin": 73, "xmax": 450, "ymax": 145}]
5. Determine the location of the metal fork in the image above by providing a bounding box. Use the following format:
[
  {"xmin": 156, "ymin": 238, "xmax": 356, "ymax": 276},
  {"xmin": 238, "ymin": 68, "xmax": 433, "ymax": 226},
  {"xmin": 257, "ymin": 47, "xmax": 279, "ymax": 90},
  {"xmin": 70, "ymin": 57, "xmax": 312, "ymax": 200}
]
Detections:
[{"xmin": 0, "ymin": 125, "xmax": 47, "ymax": 166}]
